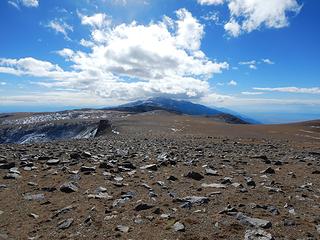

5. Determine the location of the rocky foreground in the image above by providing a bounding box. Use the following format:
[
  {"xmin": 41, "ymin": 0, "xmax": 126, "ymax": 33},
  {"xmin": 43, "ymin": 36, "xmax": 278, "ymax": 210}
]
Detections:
[{"xmin": 0, "ymin": 118, "xmax": 320, "ymax": 239}]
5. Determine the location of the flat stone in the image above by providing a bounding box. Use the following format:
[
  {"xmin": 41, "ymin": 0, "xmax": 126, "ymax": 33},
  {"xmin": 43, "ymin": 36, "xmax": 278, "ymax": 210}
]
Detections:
[
  {"xmin": 173, "ymin": 222, "xmax": 185, "ymax": 232},
  {"xmin": 134, "ymin": 203, "xmax": 154, "ymax": 211},
  {"xmin": 244, "ymin": 228, "xmax": 274, "ymax": 240},
  {"xmin": 245, "ymin": 177, "xmax": 256, "ymax": 188},
  {"xmin": 201, "ymin": 183, "xmax": 227, "ymax": 189},
  {"xmin": 3, "ymin": 173, "xmax": 20, "ymax": 180},
  {"xmin": 46, "ymin": 159, "xmax": 60, "ymax": 165},
  {"xmin": 80, "ymin": 166, "xmax": 96, "ymax": 173},
  {"xmin": 261, "ymin": 167, "xmax": 275, "ymax": 174},
  {"xmin": 88, "ymin": 192, "xmax": 112, "ymax": 199},
  {"xmin": 219, "ymin": 205, "xmax": 238, "ymax": 215},
  {"xmin": 23, "ymin": 193, "xmax": 45, "ymax": 201},
  {"xmin": 0, "ymin": 162, "xmax": 15, "ymax": 170},
  {"xmin": 237, "ymin": 213, "xmax": 272, "ymax": 229},
  {"xmin": 57, "ymin": 218, "xmax": 73, "ymax": 229},
  {"xmin": 52, "ymin": 205, "xmax": 76, "ymax": 219},
  {"xmin": 140, "ymin": 164, "xmax": 158, "ymax": 171},
  {"xmin": 205, "ymin": 168, "xmax": 218, "ymax": 176},
  {"xmin": 60, "ymin": 182, "xmax": 78, "ymax": 193},
  {"xmin": 115, "ymin": 225, "xmax": 129, "ymax": 233},
  {"xmin": 29, "ymin": 213, "xmax": 39, "ymax": 219},
  {"xmin": 177, "ymin": 196, "xmax": 209, "ymax": 208},
  {"xmin": 167, "ymin": 175, "xmax": 178, "ymax": 181},
  {"xmin": 185, "ymin": 171, "xmax": 204, "ymax": 181}
]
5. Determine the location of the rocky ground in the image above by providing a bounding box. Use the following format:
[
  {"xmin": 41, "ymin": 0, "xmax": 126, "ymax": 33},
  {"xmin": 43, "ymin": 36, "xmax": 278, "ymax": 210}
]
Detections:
[{"xmin": 0, "ymin": 113, "xmax": 320, "ymax": 240}]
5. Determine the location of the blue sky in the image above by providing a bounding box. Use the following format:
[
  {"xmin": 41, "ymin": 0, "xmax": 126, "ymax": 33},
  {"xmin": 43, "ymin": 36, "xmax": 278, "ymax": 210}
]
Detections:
[{"xmin": 0, "ymin": 0, "xmax": 319, "ymax": 123}]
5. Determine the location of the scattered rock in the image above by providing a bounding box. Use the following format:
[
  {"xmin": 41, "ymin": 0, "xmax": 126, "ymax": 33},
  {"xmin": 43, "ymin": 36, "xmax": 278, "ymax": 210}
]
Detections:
[
  {"xmin": 57, "ymin": 218, "xmax": 73, "ymax": 230},
  {"xmin": 3, "ymin": 173, "xmax": 20, "ymax": 179},
  {"xmin": 29, "ymin": 213, "xmax": 39, "ymax": 219},
  {"xmin": 173, "ymin": 222, "xmax": 185, "ymax": 232},
  {"xmin": 0, "ymin": 162, "xmax": 15, "ymax": 170},
  {"xmin": 23, "ymin": 193, "xmax": 45, "ymax": 201},
  {"xmin": 60, "ymin": 182, "xmax": 78, "ymax": 193},
  {"xmin": 177, "ymin": 196, "xmax": 209, "ymax": 208},
  {"xmin": 46, "ymin": 159, "xmax": 60, "ymax": 165},
  {"xmin": 140, "ymin": 164, "xmax": 158, "ymax": 171},
  {"xmin": 205, "ymin": 167, "xmax": 218, "ymax": 176},
  {"xmin": 261, "ymin": 167, "xmax": 275, "ymax": 174},
  {"xmin": 185, "ymin": 171, "xmax": 204, "ymax": 181},
  {"xmin": 244, "ymin": 228, "xmax": 274, "ymax": 240},
  {"xmin": 236, "ymin": 213, "xmax": 272, "ymax": 229},
  {"xmin": 80, "ymin": 166, "xmax": 96, "ymax": 173},
  {"xmin": 201, "ymin": 183, "xmax": 226, "ymax": 189},
  {"xmin": 134, "ymin": 203, "xmax": 154, "ymax": 211},
  {"xmin": 115, "ymin": 225, "xmax": 129, "ymax": 233}
]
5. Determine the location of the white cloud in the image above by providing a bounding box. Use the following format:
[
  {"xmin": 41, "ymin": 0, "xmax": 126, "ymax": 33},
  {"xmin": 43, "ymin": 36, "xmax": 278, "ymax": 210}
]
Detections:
[
  {"xmin": 175, "ymin": 9, "xmax": 204, "ymax": 51},
  {"xmin": 253, "ymin": 87, "xmax": 320, "ymax": 94},
  {"xmin": 241, "ymin": 91, "xmax": 263, "ymax": 95},
  {"xmin": 228, "ymin": 80, "xmax": 237, "ymax": 86},
  {"xmin": 21, "ymin": 0, "xmax": 38, "ymax": 7},
  {"xmin": 197, "ymin": 0, "xmax": 225, "ymax": 5},
  {"xmin": 224, "ymin": 19, "xmax": 241, "ymax": 37},
  {"xmin": 262, "ymin": 58, "xmax": 275, "ymax": 64},
  {"xmin": 239, "ymin": 60, "xmax": 257, "ymax": 70},
  {"xmin": 8, "ymin": 1, "xmax": 20, "ymax": 9},
  {"xmin": 0, "ymin": 9, "xmax": 229, "ymax": 102},
  {"xmin": 79, "ymin": 13, "xmax": 111, "ymax": 29},
  {"xmin": 197, "ymin": 0, "xmax": 302, "ymax": 37},
  {"xmin": 200, "ymin": 92, "xmax": 234, "ymax": 105},
  {"xmin": 239, "ymin": 60, "xmax": 256, "ymax": 65},
  {"xmin": 249, "ymin": 64, "xmax": 257, "ymax": 70},
  {"xmin": 46, "ymin": 19, "xmax": 73, "ymax": 40},
  {"xmin": 8, "ymin": 0, "xmax": 39, "ymax": 8},
  {"xmin": 0, "ymin": 91, "xmax": 123, "ymax": 107},
  {"xmin": 110, "ymin": 0, "xmax": 149, "ymax": 6},
  {"xmin": 56, "ymin": 48, "xmax": 74, "ymax": 60},
  {"xmin": 0, "ymin": 82, "xmax": 7, "ymax": 86},
  {"xmin": 227, "ymin": 0, "xmax": 301, "ymax": 37}
]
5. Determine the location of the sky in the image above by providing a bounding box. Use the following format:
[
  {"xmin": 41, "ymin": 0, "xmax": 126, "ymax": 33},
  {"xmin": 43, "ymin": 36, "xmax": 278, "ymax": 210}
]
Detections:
[{"xmin": 0, "ymin": 0, "xmax": 319, "ymax": 123}]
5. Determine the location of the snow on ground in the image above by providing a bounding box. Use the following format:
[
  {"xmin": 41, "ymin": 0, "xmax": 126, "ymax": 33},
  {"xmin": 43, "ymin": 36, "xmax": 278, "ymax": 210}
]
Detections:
[{"xmin": 1, "ymin": 110, "xmax": 126, "ymax": 126}]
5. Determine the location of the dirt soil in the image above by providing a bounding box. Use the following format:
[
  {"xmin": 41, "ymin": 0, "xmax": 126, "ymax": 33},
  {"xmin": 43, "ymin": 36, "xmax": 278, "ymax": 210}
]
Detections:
[{"xmin": 0, "ymin": 113, "xmax": 319, "ymax": 240}]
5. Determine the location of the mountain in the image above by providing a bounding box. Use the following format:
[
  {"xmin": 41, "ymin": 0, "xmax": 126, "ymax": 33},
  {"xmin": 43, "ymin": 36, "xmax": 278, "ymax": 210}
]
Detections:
[
  {"xmin": 109, "ymin": 97, "xmax": 222, "ymax": 115},
  {"xmin": 107, "ymin": 97, "xmax": 251, "ymax": 124},
  {"xmin": 214, "ymin": 107, "xmax": 261, "ymax": 124}
]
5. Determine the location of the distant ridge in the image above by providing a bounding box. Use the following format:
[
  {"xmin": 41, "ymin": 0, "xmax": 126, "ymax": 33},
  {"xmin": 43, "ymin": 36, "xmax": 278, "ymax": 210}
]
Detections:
[{"xmin": 107, "ymin": 97, "xmax": 251, "ymax": 124}]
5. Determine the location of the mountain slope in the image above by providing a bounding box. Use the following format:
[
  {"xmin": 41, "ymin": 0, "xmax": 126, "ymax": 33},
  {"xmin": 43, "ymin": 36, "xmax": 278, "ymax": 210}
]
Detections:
[
  {"xmin": 109, "ymin": 97, "xmax": 222, "ymax": 115},
  {"xmin": 107, "ymin": 97, "xmax": 251, "ymax": 124}
]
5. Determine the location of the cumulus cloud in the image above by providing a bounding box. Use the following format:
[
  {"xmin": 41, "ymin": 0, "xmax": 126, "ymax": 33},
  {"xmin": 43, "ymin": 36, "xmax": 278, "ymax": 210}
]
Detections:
[
  {"xmin": 239, "ymin": 60, "xmax": 257, "ymax": 70},
  {"xmin": 239, "ymin": 59, "xmax": 274, "ymax": 69},
  {"xmin": 0, "ymin": 91, "xmax": 122, "ymax": 107},
  {"xmin": 21, "ymin": 0, "xmax": 38, "ymax": 7},
  {"xmin": 0, "ymin": 9, "xmax": 229, "ymax": 102},
  {"xmin": 197, "ymin": 0, "xmax": 302, "ymax": 37},
  {"xmin": 46, "ymin": 19, "xmax": 73, "ymax": 40},
  {"xmin": 262, "ymin": 58, "xmax": 275, "ymax": 64},
  {"xmin": 197, "ymin": 0, "xmax": 225, "ymax": 5},
  {"xmin": 79, "ymin": 13, "xmax": 111, "ymax": 29},
  {"xmin": 224, "ymin": 19, "xmax": 241, "ymax": 37},
  {"xmin": 253, "ymin": 87, "xmax": 320, "ymax": 94},
  {"xmin": 201, "ymin": 11, "xmax": 222, "ymax": 26},
  {"xmin": 228, "ymin": 80, "xmax": 237, "ymax": 86}
]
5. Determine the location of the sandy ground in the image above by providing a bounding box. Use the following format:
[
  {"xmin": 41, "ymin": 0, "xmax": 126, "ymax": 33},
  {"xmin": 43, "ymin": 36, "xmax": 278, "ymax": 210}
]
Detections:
[{"xmin": 0, "ymin": 113, "xmax": 319, "ymax": 240}]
